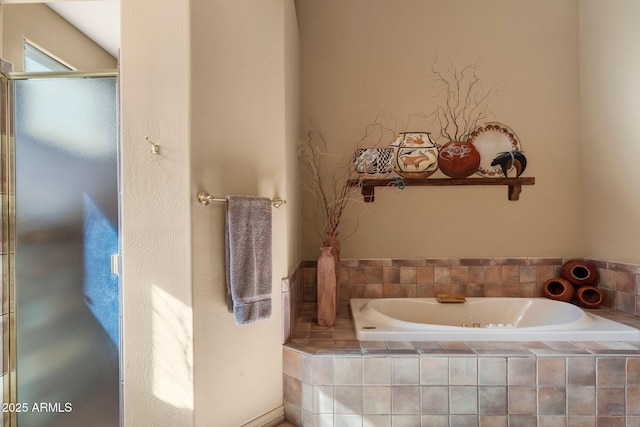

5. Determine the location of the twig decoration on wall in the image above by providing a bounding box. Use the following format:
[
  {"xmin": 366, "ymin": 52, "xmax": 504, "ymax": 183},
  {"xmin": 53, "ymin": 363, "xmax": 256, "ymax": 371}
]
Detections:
[{"xmin": 429, "ymin": 55, "xmax": 500, "ymax": 143}]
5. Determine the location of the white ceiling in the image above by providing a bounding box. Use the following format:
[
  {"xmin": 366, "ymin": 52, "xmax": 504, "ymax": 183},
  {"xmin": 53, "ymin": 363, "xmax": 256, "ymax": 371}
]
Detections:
[{"xmin": 46, "ymin": 0, "xmax": 120, "ymax": 58}]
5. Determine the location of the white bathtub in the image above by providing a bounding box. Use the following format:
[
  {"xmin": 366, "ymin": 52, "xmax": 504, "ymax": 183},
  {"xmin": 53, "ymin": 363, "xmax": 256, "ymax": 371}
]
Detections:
[{"xmin": 350, "ymin": 297, "xmax": 640, "ymax": 341}]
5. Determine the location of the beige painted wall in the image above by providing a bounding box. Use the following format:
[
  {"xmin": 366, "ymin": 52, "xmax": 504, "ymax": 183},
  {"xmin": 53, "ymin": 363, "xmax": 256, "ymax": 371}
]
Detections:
[
  {"xmin": 190, "ymin": 1, "xmax": 300, "ymax": 426},
  {"xmin": 297, "ymin": 0, "xmax": 582, "ymax": 260},
  {"xmin": 0, "ymin": 4, "xmax": 3, "ymax": 57},
  {"xmin": 580, "ymin": 0, "xmax": 640, "ymax": 265},
  {"xmin": 121, "ymin": 0, "xmax": 194, "ymax": 426},
  {"xmin": 3, "ymin": 3, "xmax": 115, "ymax": 71},
  {"xmin": 285, "ymin": 0, "xmax": 303, "ymax": 269}
]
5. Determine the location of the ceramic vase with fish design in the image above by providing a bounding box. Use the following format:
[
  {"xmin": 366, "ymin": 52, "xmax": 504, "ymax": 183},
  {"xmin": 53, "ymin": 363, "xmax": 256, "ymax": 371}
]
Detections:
[{"xmin": 389, "ymin": 132, "xmax": 438, "ymax": 179}]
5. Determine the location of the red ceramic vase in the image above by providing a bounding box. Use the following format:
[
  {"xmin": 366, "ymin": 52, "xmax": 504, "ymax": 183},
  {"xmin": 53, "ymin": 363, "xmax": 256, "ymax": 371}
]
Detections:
[
  {"xmin": 561, "ymin": 259, "xmax": 598, "ymax": 287},
  {"xmin": 575, "ymin": 285, "xmax": 604, "ymax": 309},
  {"xmin": 543, "ymin": 278, "xmax": 575, "ymax": 303},
  {"xmin": 438, "ymin": 140, "xmax": 481, "ymax": 178}
]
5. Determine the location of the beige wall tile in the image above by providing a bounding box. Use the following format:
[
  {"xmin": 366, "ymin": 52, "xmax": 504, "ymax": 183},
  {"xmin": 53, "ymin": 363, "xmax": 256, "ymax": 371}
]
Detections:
[
  {"xmin": 486, "ymin": 267, "xmax": 502, "ymax": 283},
  {"xmin": 365, "ymin": 267, "xmax": 383, "ymax": 284},
  {"xmin": 538, "ymin": 386, "xmax": 566, "ymax": 415},
  {"xmin": 283, "ymin": 348, "xmax": 303, "ymax": 379},
  {"xmin": 416, "ymin": 284, "xmax": 434, "ymax": 297},
  {"xmin": 450, "ymin": 386, "xmax": 478, "ymax": 414},
  {"xmin": 567, "ymin": 385, "xmax": 595, "ymax": 415},
  {"xmin": 537, "ymin": 265, "xmax": 559, "ymax": 283},
  {"xmin": 392, "ymin": 386, "xmax": 420, "ymax": 414},
  {"xmin": 599, "ymin": 269, "xmax": 616, "ymax": 289},
  {"xmin": 421, "ymin": 357, "xmax": 449, "ymax": 385},
  {"xmin": 416, "ymin": 267, "xmax": 434, "ymax": 284},
  {"xmin": 364, "ymin": 415, "xmax": 391, "ymax": 427},
  {"xmin": 399, "ymin": 267, "xmax": 417, "ymax": 284},
  {"xmin": 312, "ymin": 357, "xmax": 333, "ymax": 385},
  {"xmin": 538, "ymin": 415, "xmax": 568, "ymax": 426},
  {"xmin": 479, "ymin": 415, "xmax": 508, "ymax": 427},
  {"xmin": 434, "ymin": 267, "xmax": 451, "ymax": 284},
  {"xmin": 450, "ymin": 357, "xmax": 478, "ymax": 385},
  {"xmin": 478, "ymin": 358, "xmax": 507, "ymax": 386},
  {"xmin": 420, "ymin": 415, "xmax": 450, "ymax": 426},
  {"xmin": 508, "ymin": 415, "xmax": 537, "ymax": 426},
  {"xmin": 508, "ymin": 386, "xmax": 537, "ymax": 414},
  {"xmin": 567, "ymin": 415, "xmax": 596, "ymax": 426},
  {"xmin": 628, "ymin": 387, "xmax": 640, "ymax": 415},
  {"xmin": 520, "ymin": 266, "xmax": 537, "ymax": 283},
  {"xmin": 400, "ymin": 284, "xmax": 417, "ymax": 298},
  {"xmin": 334, "ymin": 357, "xmax": 363, "ymax": 385},
  {"xmin": 363, "ymin": 386, "xmax": 391, "ymax": 415},
  {"xmin": 451, "ymin": 267, "xmax": 469, "ymax": 284},
  {"xmin": 597, "ymin": 358, "xmax": 626, "ymax": 386},
  {"xmin": 364, "ymin": 358, "xmax": 391, "ymax": 385},
  {"xmin": 468, "ymin": 267, "xmax": 486, "ymax": 284},
  {"xmin": 284, "ymin": 375, "xmax": 302, "ymax": 407},
  {"xmin": 478, "ymin": 386, "xmax": 507, "ymax": 414},
  {"xmin": 596, "ymin": 387, "xmax": 625, "ymax": 415},
  {"xmin": 502, "ymin": 266, "xmax": 520, "ymax": 283},
  {"xmin": 313, "ymin": 385, "xmax": 333, "ymax": 414},
  {"xmin": 502, "ymin": 283, "xmax": 521, "ymax": 297},
  {"xmin": 538, "ymin": 357, "xmax": 566, "ymax": 386},
  {"xmin": 382, "ymin": 267, "xmax": 399, "ymax": 284},
  {"xmin": 420, "ymin": 386, "xmax": 449, "ymax": 414},
  {"xmin": 349, "ymin": 267, "xmax": 366, "ymax": 285},
  {"xmin": 382, "ymin": 284, "xmax": 401, "ymax": 298},
  {"xmin": 616, "ymin": 271, "xmax": 635, "ymax": 293},
  {"xmin": 508, "ymin": 357, "xmax": 536, "ymax": 385},
  {"xmin": 334, "ymin": 386, "xmax": 363, "ymax": 415},
  {"xmin": 365, "ymin": 284, "xmax": 383, "ymax": 298},
  {"xmin": 628, "ymin": 358, "xmax": 640, "ymax": 385},
  {"xmin": 392, "ymin": 358, "xmax": 419, "ymax": 385}
]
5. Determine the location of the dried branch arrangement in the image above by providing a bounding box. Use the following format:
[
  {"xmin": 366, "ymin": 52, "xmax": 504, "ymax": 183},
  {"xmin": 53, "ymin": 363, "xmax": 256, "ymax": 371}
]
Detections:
[
  {"xmin": 299, "ymin": 131, "xmax": 356, "ymax": 246},
  {"xmin": 430, "ymin": 58, "xmax": 498, "ymax": 142},
  {"xmin": 298, "ymin": 119, "xmax": 393, "ymax": 246}
]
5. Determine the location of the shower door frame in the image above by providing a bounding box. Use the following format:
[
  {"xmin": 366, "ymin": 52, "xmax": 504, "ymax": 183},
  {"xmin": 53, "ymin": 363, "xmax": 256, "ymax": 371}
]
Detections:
[{"xmin": 0, "ymin": 69, "xmax": 121, "ymax": 427}]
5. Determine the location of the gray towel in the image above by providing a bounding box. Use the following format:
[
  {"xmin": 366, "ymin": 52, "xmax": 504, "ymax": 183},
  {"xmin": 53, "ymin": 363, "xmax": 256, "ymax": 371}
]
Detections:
[{"xmin": 225, "ymin": 195, "xmax": 272, "ymax": 324}]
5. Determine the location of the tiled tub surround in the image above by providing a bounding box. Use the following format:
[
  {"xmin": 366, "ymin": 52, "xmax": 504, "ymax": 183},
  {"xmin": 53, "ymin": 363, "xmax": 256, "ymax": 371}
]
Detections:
[
  {"xmin": 300, "ymin": 258, "xmax": 640, "ymax": 317},
  {"xmin": 288, "ymin": 257, "xmax": 560, "ymax": 344},
  {"xmin": 282, "ymin": 262, "xmax": 305, "ymax": 344},
  {"xmin": 280, "ymin": 257, "xmax": 640, "ymax": 424},
  {"xmin": 283, "ymin": 302, "xmax": 640, "ymax": 426},
  {"xmin": 302, "ymin": 257, "xmax": 565, "ymax": 306},
  {"xmin": 585, "ymin": 259, "xmax": 640, "ymax": 317}
]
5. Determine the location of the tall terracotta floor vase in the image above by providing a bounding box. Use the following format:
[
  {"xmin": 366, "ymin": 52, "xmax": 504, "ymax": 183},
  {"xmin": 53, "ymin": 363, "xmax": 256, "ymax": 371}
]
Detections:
[
  {"xmin": 328, "ymin": 237, "xmax": 341, "ymax": 283},
  {"xmin": 317, "ymin": 246, "xmax": 337, "ymax": 327}
]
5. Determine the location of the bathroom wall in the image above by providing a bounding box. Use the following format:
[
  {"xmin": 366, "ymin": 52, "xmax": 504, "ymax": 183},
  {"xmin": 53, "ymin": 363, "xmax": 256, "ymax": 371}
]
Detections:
[
  {"xmin": 2, "ymin": 3, "xmax": 116, "ymax": 71},
  {"xmin": 296, "ymin": 0, "xmax": 582, "ymax": 260},
  {"xmin": 580, "ymin": 0, "xmax": 640, "ymax": 265},
  {"xmin": 190, "ymin": 1, "xmax": 301, "ymax": 426},
  {"xmin": 0, "ymin": 4, "xmax": 3, "ymax": 56},
  {"xmin": 120, "ymin": 0, "xmax": 194, "ymax": 426}
]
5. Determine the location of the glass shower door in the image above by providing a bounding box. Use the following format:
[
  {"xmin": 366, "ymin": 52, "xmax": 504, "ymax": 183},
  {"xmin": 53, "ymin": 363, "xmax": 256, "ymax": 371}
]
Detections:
[{"xmin": 12, "ymin": 75, "xmax": 119, "ymax": 427}]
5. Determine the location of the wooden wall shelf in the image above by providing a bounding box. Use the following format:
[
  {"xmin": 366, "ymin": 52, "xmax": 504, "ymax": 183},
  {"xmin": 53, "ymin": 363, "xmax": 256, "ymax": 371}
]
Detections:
[{"xmin": 347, "ymin": 177, "xmax": 535, "ymax": 202}]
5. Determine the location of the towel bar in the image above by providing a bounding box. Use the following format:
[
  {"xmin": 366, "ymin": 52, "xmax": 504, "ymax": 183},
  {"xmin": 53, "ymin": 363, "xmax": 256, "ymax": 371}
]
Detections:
[{"xmin": 197, "ymin": 192, "xmax": 286, "ymax": 208}]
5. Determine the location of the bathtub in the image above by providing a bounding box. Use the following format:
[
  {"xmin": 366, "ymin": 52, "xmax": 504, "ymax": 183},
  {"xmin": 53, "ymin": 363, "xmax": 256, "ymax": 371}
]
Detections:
[{"xmin": 350, "ymin": 297, "xmax": 640, "ymax": 341}]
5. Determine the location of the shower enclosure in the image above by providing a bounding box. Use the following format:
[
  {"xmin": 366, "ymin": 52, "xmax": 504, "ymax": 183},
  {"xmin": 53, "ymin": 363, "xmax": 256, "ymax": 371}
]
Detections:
[{"xmin": 1, "ymin": 69, "xmax": 120, "ymax": 427}]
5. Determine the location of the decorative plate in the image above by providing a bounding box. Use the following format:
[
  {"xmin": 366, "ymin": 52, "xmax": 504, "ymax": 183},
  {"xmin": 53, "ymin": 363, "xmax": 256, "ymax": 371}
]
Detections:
[{"xmin": 469, "ymin": 122, "xmax": 521, "ymax": 177}]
